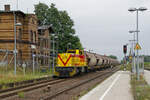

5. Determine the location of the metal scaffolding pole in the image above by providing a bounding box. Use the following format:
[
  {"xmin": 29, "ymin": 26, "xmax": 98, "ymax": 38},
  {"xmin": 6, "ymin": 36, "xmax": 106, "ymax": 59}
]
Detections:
[{"xmin": 13, "ymin": 11, "xmax": 17, "ymax": 76}]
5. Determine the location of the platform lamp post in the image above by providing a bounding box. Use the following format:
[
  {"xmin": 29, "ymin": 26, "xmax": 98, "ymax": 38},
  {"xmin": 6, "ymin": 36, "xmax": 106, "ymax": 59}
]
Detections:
[
  {"xmin": 52, "ymin": 34, "xmax": 58, "ymax": 75},
  {"xmin": 128, "ymin": 7, "xmax": 147, "ymax": 80},
  {"xmin": 89, "ymin": 49, "xmax": 93, "ymax": 53},
  {"xmin": 13, "ymin": 12, "xmax": 22, "ymax": 75},
  {"xmin": 129, "ymin": 30, "xmax": 139, "ymax": 74},
  {"xmin": 67, "ymin": 43, "xmax": 71, "ymax": 50}
]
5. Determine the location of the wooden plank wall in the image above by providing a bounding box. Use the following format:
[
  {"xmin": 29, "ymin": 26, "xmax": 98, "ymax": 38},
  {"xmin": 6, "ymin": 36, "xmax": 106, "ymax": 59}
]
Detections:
[{"xmin": 0, "ymin": 12, "xmax": 39, "ymax": 67}]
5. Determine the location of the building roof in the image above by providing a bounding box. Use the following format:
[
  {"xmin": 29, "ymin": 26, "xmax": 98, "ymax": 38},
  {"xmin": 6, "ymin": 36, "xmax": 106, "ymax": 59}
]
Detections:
[
  {"xmin": 38, "ymin": 25, "xmax": 52, "ymax": 30},
  {"xmin": 38, "ymin": 25, "xmax": 54, "ymax": 33},
  {"xmin": 0, "ymin": 10, "xmax": 25, "ymax": 15}
]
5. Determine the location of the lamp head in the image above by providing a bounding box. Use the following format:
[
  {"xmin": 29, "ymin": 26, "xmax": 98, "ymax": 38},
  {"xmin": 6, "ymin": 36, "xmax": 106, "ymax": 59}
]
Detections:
[
  {"xmin": 139, "ymin": 7, "xmax": 147, "ymax": 11},
  {"xmin": 55, "ymin": 36, "xmax": 58, "ymax": 39},
  {"xmin": 15, "ymin": 22, "xmax": 22, "ymax": 26},
  {"xmin": 129, "ymin": 30, "xmax": 140, "ymax": 33},
  {"xmin": 128, "ymin": 8, "xmax": 136, "ymax": 12},
  {"xmin": 129, "ymin": 30, "xmax": 134, "ymax": 33},
  {"xmin": 68, "ymin": 43, "xmax": 71, "ymax": 45}
]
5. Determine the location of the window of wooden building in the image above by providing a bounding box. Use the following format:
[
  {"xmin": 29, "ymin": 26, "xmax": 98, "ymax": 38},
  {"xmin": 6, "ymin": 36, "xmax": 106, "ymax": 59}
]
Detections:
[
  {"xmin": 30, "ymin": 31, "xmax": 33, "ymax": 42},
  {"xmin": 18, "ymin": 28, "xmax": 22, "ymax": 40},
  {"xmin": 34, "ymin": 32, "xmax": 36, "ymax": 42},
  {"xmin": 33, "ymin": 31, "xmax": 36, "ymax": 43}
]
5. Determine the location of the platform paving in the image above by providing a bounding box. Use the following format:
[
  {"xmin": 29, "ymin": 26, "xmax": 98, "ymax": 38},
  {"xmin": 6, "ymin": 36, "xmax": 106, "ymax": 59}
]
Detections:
[
  {"xmin": 144, "ymin": 70, "xmax": 150, "ymax": 85},
  {"xmin": 79, "ymin": 71, "xmax": 133, "ymax": 100}
]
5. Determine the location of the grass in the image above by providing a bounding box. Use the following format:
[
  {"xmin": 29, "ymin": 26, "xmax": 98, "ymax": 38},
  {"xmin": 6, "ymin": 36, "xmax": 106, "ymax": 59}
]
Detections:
[
  {"xmin": 18, "ymin": 92, "xmax": 25, "ymax": 98},
  {"xmin": 120, "ymin": 63, "xmax": 132, "ymax": 71},
  {"xmin": 0, "ymin": 65, "xmax": 53, "ymax": 87},
  {"xmin": 2, "ymin": 85, "xmax": 8, "ymax": 89},
  {"xmin": 144, "ymin": 62, "xmax": 150, "ymax": 69},
  {"xmin": 131, "ymin": 75, "xmax": 150, "ymax": 100}
]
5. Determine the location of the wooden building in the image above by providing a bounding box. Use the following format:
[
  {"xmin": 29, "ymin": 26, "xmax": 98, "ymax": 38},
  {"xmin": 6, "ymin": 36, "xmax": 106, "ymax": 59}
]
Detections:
[{"xmin": 0, "ymin": 5, "xmax": 51, "ymax": 68}]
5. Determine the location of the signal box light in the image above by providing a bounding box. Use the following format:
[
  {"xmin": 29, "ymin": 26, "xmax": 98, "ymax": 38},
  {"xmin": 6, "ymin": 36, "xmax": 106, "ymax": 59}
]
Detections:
[{"xmin": 123, "ymin": 45, "xmax": 127, "ymax": 54}]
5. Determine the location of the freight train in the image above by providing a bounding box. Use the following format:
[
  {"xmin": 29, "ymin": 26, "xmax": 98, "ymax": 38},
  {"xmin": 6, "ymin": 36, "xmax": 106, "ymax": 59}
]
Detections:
[{"xmin": 54, "ymin": 49, "xmax": 119, "ymax": 77}]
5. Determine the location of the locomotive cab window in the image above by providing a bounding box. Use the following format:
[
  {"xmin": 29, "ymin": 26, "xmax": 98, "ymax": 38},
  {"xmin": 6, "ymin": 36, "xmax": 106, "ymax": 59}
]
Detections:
[
  {"xmin": 79, "ymin": 50, "xmax": 83, "ymax": 55},
  {"xmin": 67, "ymin": 50, "xmax": 76, "ymax": 54}
]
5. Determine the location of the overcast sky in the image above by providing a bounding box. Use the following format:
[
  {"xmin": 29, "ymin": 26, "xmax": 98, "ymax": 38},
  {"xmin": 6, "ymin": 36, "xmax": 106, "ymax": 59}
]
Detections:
[{"xmin": 0, "ymin": 0, "xmax": 150, "ymax": 60}]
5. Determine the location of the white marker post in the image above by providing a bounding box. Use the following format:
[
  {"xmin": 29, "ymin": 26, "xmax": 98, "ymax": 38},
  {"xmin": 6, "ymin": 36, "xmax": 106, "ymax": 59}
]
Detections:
[{"xmin": 33, "ymin": 54, "xmax": 35, "ymax": 75}]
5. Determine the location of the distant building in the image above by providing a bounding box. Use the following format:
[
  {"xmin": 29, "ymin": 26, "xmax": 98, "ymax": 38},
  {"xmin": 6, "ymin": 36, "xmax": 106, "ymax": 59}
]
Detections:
[{"xmin": 0, "ymin": 5, "xmax": 52, "ymax": 68}]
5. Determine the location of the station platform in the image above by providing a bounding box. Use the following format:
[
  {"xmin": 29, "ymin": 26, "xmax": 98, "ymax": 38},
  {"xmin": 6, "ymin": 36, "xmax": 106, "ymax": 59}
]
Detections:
[
  {"xmin": 79, "ymin": 71, "xmax": 133, "ymax": 100},
  {"xmin": 144, "ymin": 70, "xmax": 150, "ymax": 85}
]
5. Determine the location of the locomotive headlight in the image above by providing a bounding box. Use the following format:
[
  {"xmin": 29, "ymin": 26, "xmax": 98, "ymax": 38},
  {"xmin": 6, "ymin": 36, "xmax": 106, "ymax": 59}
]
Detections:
[{"xmin": 55, "ymin": 67, "xmax": 59, "ymax": 71}]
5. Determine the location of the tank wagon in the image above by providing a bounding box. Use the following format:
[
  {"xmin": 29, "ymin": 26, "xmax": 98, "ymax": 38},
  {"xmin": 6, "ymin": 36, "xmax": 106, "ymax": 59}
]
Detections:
[{"xmin": 54, "ymin": 49, "xmax": 119, "ymax": 77}]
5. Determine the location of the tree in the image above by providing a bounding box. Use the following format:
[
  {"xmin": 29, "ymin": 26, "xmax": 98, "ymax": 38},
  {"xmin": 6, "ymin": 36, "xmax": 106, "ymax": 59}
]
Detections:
[
  {"xmin": 109, "ymin": 55, "xmax": 117, "ymax": 59},
  {"xmin": 58, "ymin": 34, "xmax": 82, "ymax": 53},
  {"xmin": 34, "ymin": 3, "xmax": 49, "ymax": 25},
  {"xmin": 34, "ymin": 3, "xmax": 82, "ymax": 52}
]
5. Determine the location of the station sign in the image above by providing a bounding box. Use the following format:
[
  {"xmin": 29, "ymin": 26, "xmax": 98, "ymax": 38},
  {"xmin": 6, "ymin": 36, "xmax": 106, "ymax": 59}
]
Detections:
[
  {"xmin": 129, "ymin": 56, "xmax": 132, "ymax": 60},
  {"xmin": 134, "ymin": 43, "xmax": 141, "ymax": 50}
]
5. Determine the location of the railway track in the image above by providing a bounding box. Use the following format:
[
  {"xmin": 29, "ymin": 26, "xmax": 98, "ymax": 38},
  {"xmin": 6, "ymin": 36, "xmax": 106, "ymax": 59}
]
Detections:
[
  {"xmin": 0, "ymin": 76, "xmax": 52, "ymax": 89},
  {"xmin": 145, "ymin": 67, "xmax": 150, "ymax": 71},
  {"xmin": 0, "ymin": 78, "xmax": 66, "ymax": 99},
  {"xmin": 0, "ymin": 71, "xmax": 99, "ymax": 100},
  {"xmin": 42, "ymin": 67, "xmax": 119, "ymax": 100},
  {"xmin": 1, "ymin": 67, "xmax": 119, "ymax": 100}
]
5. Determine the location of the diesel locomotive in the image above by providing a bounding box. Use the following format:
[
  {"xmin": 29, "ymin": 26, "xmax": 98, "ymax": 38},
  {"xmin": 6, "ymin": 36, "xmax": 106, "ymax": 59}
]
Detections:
[{"xmin": 54, "ymin": 49, "xmax": 119, "ymax": 77}]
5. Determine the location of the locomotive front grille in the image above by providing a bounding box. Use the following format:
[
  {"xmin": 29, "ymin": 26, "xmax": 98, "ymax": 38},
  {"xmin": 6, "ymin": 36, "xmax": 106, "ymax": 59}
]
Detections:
[{"xmin": 55, "ymin": 67, "xmax": 74, "ymax": 72}]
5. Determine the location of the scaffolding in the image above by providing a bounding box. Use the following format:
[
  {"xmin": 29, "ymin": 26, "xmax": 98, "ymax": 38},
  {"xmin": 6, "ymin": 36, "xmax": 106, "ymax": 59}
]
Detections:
[
  {"xmin": 32, "ymin": 54, "xmax": 50, "ymax": 74},
  {"xmin": 0, "ymin": 49, "xmax": 14, "ymax": 66}
]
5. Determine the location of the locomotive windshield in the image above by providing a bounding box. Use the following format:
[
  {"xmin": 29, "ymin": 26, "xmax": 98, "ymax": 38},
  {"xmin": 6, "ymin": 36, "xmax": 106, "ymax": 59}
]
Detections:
[
  {"xmin": 67, "ymin": 50, "xmax": 76, "ymax": 53},
  {"xmin": 67, "ymin": 50, "xmax": 84, "ymax": 55}
]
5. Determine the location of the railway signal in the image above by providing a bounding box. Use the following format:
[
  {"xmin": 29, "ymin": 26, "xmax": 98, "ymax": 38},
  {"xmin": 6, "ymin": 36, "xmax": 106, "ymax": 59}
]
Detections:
[
  {"xmin": 123, "ymin": 45, "xmax": 127, "ymax": 54},
  {"xmin": 123, "ymin": 45, "xmax": 128, "ymax": 70}
]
